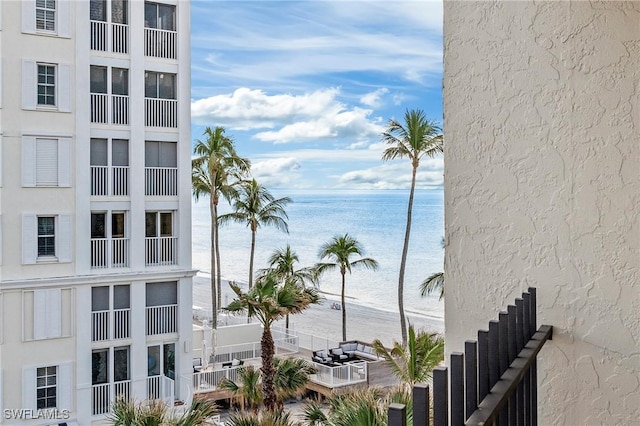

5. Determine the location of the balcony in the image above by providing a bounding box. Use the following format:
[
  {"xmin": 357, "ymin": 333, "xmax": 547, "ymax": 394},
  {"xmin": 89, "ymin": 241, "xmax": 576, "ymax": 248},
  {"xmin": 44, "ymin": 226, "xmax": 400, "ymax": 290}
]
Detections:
[
  {"xmin": 145, "ymin": 236, "xmax": 177, "ymax": 266},
  {"xmin": 92, "ymin": 308, "xmax": 131, "ymax": 341},
  {"xmin": 146, "ymin": 304, "xmax": 178, "ymax": 335},
  {"xmin": 90, "ymin": 21, "xmax": 129, "ymax": 54},
  {"xmin": 144, "ymin": 27, "xmax": 177, "ymax": 59},
  {"xmin": 309, "ymin": 361, "xmax": 368, "ymax": 388},
  {"xmin": 91, "ymin": 93, "xmax": 129, "ymax": 125},
  {"xmin": 147, "ymin": 375, "xmax": 175, "ymax": 406},
  {"xmin": 92, "ymin": 381, "xmax": 131, "ymax": 416},
  {"xmin": 91, "ymin": 238, "xmax": 130, "ymax": 269},
  {"xmin": 91, "ymin": 166, "xmax": 129, "ymax": 196},
  {"xmin": 145, "ymin": 167, "xmax": 178, "ymax": 196},
  {"xmin": 145, "ymin": 98, "xmax": 177, "ymax": 128}
]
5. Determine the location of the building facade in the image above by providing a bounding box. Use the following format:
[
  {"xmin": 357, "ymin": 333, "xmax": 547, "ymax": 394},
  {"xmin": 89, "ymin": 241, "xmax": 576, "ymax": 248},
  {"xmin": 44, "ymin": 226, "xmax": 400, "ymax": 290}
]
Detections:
[
  {"xmin": 0, "ymin": 0, "xmax": 194, "ymax": 424},
  {"xmin": 444, "ymin": 1, "xmax": 639, "ymax": 424}
]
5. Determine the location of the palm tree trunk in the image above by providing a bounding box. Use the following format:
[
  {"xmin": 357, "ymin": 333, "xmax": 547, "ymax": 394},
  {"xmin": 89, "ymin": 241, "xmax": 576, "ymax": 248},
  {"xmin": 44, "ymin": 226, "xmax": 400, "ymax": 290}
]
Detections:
[
  {"xmin": 261, "ymin": 325, "xmax": 276, "ymax": 411},
  {"xmin": 209, "ymin": 198, "xmax": 218, "ymax": 329},
  {"xmin": 249, "ymin": 229, "xmax": 256, "ymax": 289},
  {"xmin": 398, "ymin": 164, "xmax": 418, "ymax": 346},
  {"xmin": 213, "ymin": 199, "xmax": 222, "ymax": 309},
  {"xmin": 341, "ymin": 271, "xmax": 347, "ymax": 341}
]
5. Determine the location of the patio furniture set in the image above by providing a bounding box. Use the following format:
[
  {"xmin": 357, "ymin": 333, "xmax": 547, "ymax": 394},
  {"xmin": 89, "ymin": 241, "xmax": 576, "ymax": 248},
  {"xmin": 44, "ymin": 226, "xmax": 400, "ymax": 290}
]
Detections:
[{"xmin": 312, "ymin": 340, "xmax": 380, "ymax": 366}]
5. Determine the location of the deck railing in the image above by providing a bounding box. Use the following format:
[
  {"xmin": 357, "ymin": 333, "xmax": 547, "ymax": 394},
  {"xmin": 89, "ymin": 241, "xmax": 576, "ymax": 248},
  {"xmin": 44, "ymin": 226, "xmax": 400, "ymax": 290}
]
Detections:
[
  {"xmin": 146, "ymin": 304, "xmax": 178, "ymax": 335},
  {"xmin": 388, "ymin": 287, "xmax": 553, "ymax": 426},
  {"xmin": 145, "ymin": 98, "xmax": 177, "ymax": 127},
  {"xmin": 91, "ymin": 93, "xmax": 129, "ymax": 125},
  {"xmin": 91, "ymin": 238, "xmax": 129, "ymax": 269},
  {"xmin": 145, "ymin": 167, "xmax": 178, "ymax": 196},
  {"xmin": 147, "ymin": 375, "xmax": 175, "ymax": 406},
  {"xmin": 145, "ymin": 236, "xmax": 177, "ymax": 266},
  {"xmin": 91, "ymin": 380, "xmax": 131, "ymax": 416},
  {"xmin": 92, "ymin": 308, "xmax": 131, "ymax": 341},
  {"xmin": 91, "ymin": 166, "xmax": 129, "ymax": 196},
  {"xmin": 309, "ymin": 361, "xmax": 368, "ymax": 388},
  {"xmin": 91, "ymin": 20, "xmax": 129, "ymax": 53},
  {"xmin": 145, "ymin": 27, "xmax": 177, "ymax": 59},
  {"xmin": 193, "ymin": 365, "xmax": 242, "ymax": 394}
]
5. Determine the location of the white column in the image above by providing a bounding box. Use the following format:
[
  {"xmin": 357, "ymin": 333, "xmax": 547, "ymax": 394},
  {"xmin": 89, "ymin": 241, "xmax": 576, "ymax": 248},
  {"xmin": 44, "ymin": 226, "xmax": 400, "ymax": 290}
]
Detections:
[
  {"xmin": 75, "ymin": 285, "xmax": 93, "ymax": 425},
  {"xmin": 130, "ymin": 280, "xmax": 147, "ymax": 400}
]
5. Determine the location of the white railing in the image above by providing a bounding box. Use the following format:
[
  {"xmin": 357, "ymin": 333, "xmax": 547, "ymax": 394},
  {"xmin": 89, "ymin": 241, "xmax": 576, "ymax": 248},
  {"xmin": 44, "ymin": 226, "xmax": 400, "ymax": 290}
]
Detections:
[
  {"xmin": 91, "ymin": 93, "xmax": 109, "ymax": 123},
  {"xmin": 193, "ymin": 365, "xmax": 243, "ymax": 394},
  {"xmin": 92, "ymin": 309, "xmax": 131, "ymax": 341},
  {"xmin": 146, "ymin": 304, "xmax": 178, "ymax": 335},
  {"xmin": 147, "ymin": 375, "xmax": 175, "ymax": 406},
  {"xmin": 90, "ymin": 20, "xmax": 107, "ymax": 51},
  {"xmin": 92, "ymin": 310, "xmax": 110, "ymax": 341},
  {"xmin": 213, "ymin": 342, "xmax": 261, "ymax": 364},
  {"xmin": 112, "ymin": 94, "xmax": 129, "ymax": 125},
  {"xmin": 145, "ymin": 27, "xmax": 177, "ymax": 59},
  {"xmin": 92, "ymin": 380, "xmax": 131, "ymax": 416},
  {"xmin": 309, "ymin": 361, "xmax": 368, "ymax": 388},
  {"xmin": 145, "ymin": 167, "xmax": 178, "ymax": 196},
  {"xmin": 112, "ymin": 23, "xmax": 129, "ymax": 54},
  {"xmin": 91, "ymin": 238, "xmax": 129, "ymax": 269},
  {"xmin": 145, "ymin": 236, "xmax": 177, "ymax": 266},
  {"xmin": 285, "ymin": 327, "xmax": 340, "ymax": 352},
  {"xmin": 145, "ymin": 98, "xmax": 177, "ymax": 128},
  {"xmin": 91, "ymin": 166, "xmax": 129, "ymax": 196}
]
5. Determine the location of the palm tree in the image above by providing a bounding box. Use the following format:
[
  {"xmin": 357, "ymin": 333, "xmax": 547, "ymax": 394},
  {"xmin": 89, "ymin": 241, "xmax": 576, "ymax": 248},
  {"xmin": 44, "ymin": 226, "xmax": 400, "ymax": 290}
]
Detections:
[
  {"xmin": 420, "ymin": 272, "xmax": 444, "ymax": 300},
  {"xmin": 228, "ymin": 409, "xmax": 299, "ymax": 426},
  {"xmin": 192, "ymin": 126, "xmax": 250, "ymax": 328},
  {"xmin": 108, "ymin": 396, "xmax": 218, "ymax": 426},
  {"xmin": 315, "ymin": 234, "xmax": 379, "ymax": 341},
  {"xmin": 225, "ymin": 274, "xmax": 319, "ymax": 411},
  {"xmin": 381, "ymin": 108, "xmax": 443, "ymax": 345},
  {"xmin": 372, "ymin": 324, "xmax": 444, "ymax": 387},
  {"xmin": 257, "ymin": 245, "xmax": 318, "ymax": 329},
  {"xmin": 220, "ymin": 179, "xmax": 291, "ymax": 289},
  {"xmin": 220, "ymin": 365, "xmax": 263, "ymax": 413}
]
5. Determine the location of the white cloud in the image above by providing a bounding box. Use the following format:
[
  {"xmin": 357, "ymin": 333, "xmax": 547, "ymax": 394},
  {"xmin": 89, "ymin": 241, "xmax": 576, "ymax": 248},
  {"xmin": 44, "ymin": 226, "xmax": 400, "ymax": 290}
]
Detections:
[
  {"xmin": 360, "ymin": 88, "xmax": 389, "ymax": 108},
  {"xmin": 250, "ymin": 157, "xmax": 303, "ymax": 187},
  {"xmin": 336, "ymin": 158, "xmax": 444, "ymax": 189},
  {"xmin": 192, "ymin": 87, "xmax": 385, "ymax": 144}
]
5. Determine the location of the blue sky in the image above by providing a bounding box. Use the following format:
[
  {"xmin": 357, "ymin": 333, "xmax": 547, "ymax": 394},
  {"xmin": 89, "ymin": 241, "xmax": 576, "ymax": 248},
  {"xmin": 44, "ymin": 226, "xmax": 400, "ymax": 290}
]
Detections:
[{"xmin": 190, "ymin": 1, "xmax": 444, "ymax": 190}]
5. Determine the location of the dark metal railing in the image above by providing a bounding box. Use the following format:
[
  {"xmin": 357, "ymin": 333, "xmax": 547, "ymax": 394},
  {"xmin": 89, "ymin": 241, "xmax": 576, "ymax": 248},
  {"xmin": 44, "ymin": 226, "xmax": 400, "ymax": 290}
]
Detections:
[{"xmin": 388, "ymin": 287, "xmax": 553, "ymax": 426}]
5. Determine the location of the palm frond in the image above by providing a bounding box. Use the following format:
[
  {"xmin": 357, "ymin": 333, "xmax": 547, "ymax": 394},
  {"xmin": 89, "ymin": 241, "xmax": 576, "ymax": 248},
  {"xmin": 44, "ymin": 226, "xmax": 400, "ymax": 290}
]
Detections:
[{"xmin": 420, "ymin": 272, "xmax": 445, "ymax": 300}]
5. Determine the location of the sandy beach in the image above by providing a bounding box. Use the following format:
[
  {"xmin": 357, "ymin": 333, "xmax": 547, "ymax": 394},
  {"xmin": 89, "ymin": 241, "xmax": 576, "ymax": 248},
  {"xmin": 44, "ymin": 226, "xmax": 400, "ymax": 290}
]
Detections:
[{"xmin": 192, "ymin": 274, "xmax": 444, "ymax": 347}]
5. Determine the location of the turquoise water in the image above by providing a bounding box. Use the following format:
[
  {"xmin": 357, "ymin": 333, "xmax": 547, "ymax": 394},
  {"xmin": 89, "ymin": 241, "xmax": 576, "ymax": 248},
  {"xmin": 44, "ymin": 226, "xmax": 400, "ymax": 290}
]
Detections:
[{"xmin": 192, "ymin": 189, "xmax": 444, "ymax": 320}]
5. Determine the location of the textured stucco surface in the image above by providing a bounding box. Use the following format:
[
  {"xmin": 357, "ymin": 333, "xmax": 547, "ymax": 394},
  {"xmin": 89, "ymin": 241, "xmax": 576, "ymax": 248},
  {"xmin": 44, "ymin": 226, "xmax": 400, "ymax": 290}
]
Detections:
[{"xmin": 443, "ymin": 1, "xmax": 639, "ymax": 424}]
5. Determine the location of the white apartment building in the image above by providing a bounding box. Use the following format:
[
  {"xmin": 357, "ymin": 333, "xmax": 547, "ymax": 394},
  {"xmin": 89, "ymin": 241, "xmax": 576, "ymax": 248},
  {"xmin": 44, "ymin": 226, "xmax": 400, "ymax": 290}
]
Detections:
[{"xmin": 0, "ymin": 1, "xmax": 194, "ymax": 424}]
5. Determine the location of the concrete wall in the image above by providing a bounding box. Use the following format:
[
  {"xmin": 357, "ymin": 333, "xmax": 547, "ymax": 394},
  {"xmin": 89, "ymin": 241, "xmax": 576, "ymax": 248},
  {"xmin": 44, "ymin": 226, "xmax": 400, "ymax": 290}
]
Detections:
[{"xmin": 443, "ymin": 1, "xmax": 639, "ymax": 424}]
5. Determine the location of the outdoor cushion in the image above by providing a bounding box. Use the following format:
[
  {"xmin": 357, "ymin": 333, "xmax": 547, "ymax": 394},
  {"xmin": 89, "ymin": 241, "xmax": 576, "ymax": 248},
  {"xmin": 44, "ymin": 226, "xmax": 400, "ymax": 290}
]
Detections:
[
  {"xmin": 332, "ymin": 348, "xmax": 343, "ymax": 356},
  {"xmin": 316, "ymin": 350, "xmax": 327, "ymax": 357},
  {"xmin": 232, "ymin": 359, "xmax": 240, "ymax": 366},
  {"xmin": 357, "ymin": 343, "xmax": 365, "ymax": 352},
  {"xmin": 341, "ymin": 343, "xmax": 357, "ymax": 352}
]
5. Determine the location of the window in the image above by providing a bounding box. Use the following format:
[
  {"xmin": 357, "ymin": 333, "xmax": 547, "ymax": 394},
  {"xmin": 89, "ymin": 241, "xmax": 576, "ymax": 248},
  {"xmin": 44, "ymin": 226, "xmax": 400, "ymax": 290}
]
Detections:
[
  {"xmin": 112, "ymin": 0, "xmax": 128, "ymax": 24},
  {"xmin": 36, "ymin": 366, "xmax": 57, "ymax": 409},
  {"xmin": 22, "ymin": 215, "xmax": 71, "ymax": 264},
  {"xmin": 90, "ymin": 0, "xmax": 106, "ymax": 21},
  {"xmin": 92, "ymin": 285, "xmax": 130, "ymax": 340},
  {"xmin": 91, "ymin": 212, "xmax": 127, "ymax": 239},
  {"xmin": 36, "ymin": 0, "xmax": 56, "ymax": 32},
  {"xmin": 145, "ymin": 2, "xmax": 175, "ymax": 30},
  {"xmin": 37, "ymin": 64, "xmax": 56, "ymax": 106},
  {"xmin": 22, "ymin": 136, "xmax": 70, "ymax": 187},
  {"xmin": 146, "ymin": 212, "xmax": 173, "ymax": 238},
  {"xmin": 37, "ymin": 216, "xmax": 55, "ymax": 257},
  {"xmin": 145, "ymin": 72, "xmax": 176, "ymax": 99},
  {"xmin": 145, "ymin": 141, "xmax": 176, "ymax": 168},
  {"xmin": 90, "ymin": 66, "xmax": 107, "ymax": 94}
]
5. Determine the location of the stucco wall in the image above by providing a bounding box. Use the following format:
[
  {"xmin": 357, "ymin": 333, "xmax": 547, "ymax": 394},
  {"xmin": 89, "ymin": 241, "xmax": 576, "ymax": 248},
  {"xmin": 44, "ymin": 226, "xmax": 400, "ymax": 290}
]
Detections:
[{"xmin": 443, "ymin": 1, "xmax": 639, "ymax": 424}]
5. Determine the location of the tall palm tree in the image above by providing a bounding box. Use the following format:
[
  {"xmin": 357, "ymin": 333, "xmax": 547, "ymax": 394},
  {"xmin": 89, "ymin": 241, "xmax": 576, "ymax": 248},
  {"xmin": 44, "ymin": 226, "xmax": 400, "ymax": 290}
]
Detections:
[
  {"xmin": 192, "ymin": 126, "xmax": 250, "ymax": 328},
  {"xmin": 315, "ymin": 234, "xmax": 379, "ymax": 341},
  {"xmin": 225, "ymin": 274, "xmax": 319, "ymax": 412},
  {"xmin": 219, "ymin": 365, "xmax": 263, "ymax": 413},
  {"xmin": 372, "ymin": 324, "xmax": 444, "ymax": 387},
  {"xmin": 381, "ymin": 109, "xmax": 443, "ymax": 345},
  {"xmin": 220, "ymin": 179, "xmax": 291, "ymax": 288},
  {"xmin": 257, "ymin": 245, "xmax": 318, "ymax": 329},
  {"xmin": 420, "ymin": 272, "xmax": 445, "ymax": 300}
]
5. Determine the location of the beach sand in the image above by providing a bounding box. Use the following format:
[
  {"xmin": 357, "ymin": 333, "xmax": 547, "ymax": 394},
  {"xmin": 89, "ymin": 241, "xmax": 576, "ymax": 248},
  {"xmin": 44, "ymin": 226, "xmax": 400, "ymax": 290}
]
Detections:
[{"xmin": 192, "ymin": 274, "xmax": 444, "ymax": 347}]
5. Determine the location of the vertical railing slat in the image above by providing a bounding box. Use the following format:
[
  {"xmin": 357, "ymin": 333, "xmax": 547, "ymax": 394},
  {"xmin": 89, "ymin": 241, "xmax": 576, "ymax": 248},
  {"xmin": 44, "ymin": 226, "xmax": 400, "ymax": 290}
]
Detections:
[
  {"xmin": 507, "ymin": 305, "xmax": 517, "ymax": 425},
  {"xmin": 433, "ymin": 366, "xmax": 448, "ymax": 426},
  {"xmin": 529, "ymin": 287, "xmax": 538, "ymax": 426},
  {"xmin": 388, "ymin": 404, "xmax": 406, "ymax": 426},
  {"xmin": 413, "ymin": 384, "xmax": 430, "ymax": 426},
  {"xmin": 451, "ymin": 352, "xmax": 465, "ymax": 426},
  {"xmin": 488, "ymin": 320, "xmax": 500, "ymax": 391},
  {"xmin": 465, "ymin": 340, "xmax": 478, "ymax": 421},
  {"xmin": 499, "ymin": 311, "xmax": 509, "ymax": 425},
  {"xmin": 478, "ymin": 330, "xmax": 490, "ymax": 403}
]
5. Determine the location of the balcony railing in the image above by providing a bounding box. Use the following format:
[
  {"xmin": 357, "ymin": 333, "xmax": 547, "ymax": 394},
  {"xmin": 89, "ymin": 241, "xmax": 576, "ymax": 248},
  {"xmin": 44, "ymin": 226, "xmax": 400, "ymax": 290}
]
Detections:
[
  {"xmin": 91, "ymin": 166, "xmax": 129, "ymax": 196},
  {"xmin": 91, "ymin": 93, "xmax": 129, "ymax": 125},
  {"xmin": 147, "ymin": 375, "xmax": 175, "ymax": 406},
  {"xmin": 193, "ymin": 365, "xmax": 242, "ymax": 394},
  {"xmin": 309, "ymin": 361, "xmax": 368, "ymax": 388},
  {"xmin": 145, "ymin": 236, "xmax": 177, "ymax": 266},
  {"xmin": 144, "ymin": 27, "xmax": 177, "ymax": 59},
  {"xmin": 145, "ymin": 167, "xmax": 178, "ymax": 196},
  {"xmin": 388, "ymin": 287, "xmax": 553, "ymax": 426},
  {"xmin": 146, "ymin": 304, "xmax": 178, "ymax": 335},
  {"xmin": 145, "ymin": 98, "xmax": 177, "ymax": 128},
  {"xmin": 91, "ymin": 238, "xmax": 130, "ymax": 269},
  {"xmin": 91, "ymin": 20, "xmax": 129, "ymax": 53},
  {"xmin": 92, "ymin": 380, "xmax": 131, "ymax": 416},
  {"xmin": 92, "ymin": 308, "xmax": 131, "ymax": 341}
]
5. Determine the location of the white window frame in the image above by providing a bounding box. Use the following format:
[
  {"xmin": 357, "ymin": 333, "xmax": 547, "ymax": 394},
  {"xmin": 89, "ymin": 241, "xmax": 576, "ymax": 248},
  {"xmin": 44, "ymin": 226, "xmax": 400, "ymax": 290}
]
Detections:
[
  {"xmin": 37, "ymin": 216, "xmax": 56, "ymax": 259},
  {"xmin": 22, "ymin": 135, "xmax": 71, "ymax": 187},
  {"xmin": 22, "ymin": 61, "xmax": 71, "ymax": 112},
  {"xmin": 36, "ymin": 366, "xmax": 57, "ymax": 409},
  {"xmin": 37, "ymin": 63, "xmax": 56, "ymax": 107},
  {"xmin": 23, "ymin": 362, "xmax": 72, "ymax": 412},
  {"xmin": 22, "ymin": 214, "xmax": 72, "ymax": 264},
  {"xmin": 144, "ymin": 71, "xmax": 176, "ymax": 100},
  {"xmin": 35, "ymin": 0, "xmax": 56, "ymax": 33}
]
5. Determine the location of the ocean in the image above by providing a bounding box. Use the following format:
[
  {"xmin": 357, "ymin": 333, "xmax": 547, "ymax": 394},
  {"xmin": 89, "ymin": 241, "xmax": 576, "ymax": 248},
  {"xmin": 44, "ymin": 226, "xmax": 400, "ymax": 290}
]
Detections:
[{"xmin": 191, "ymin": 188, "xmax": 444, "ymax": 322}]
